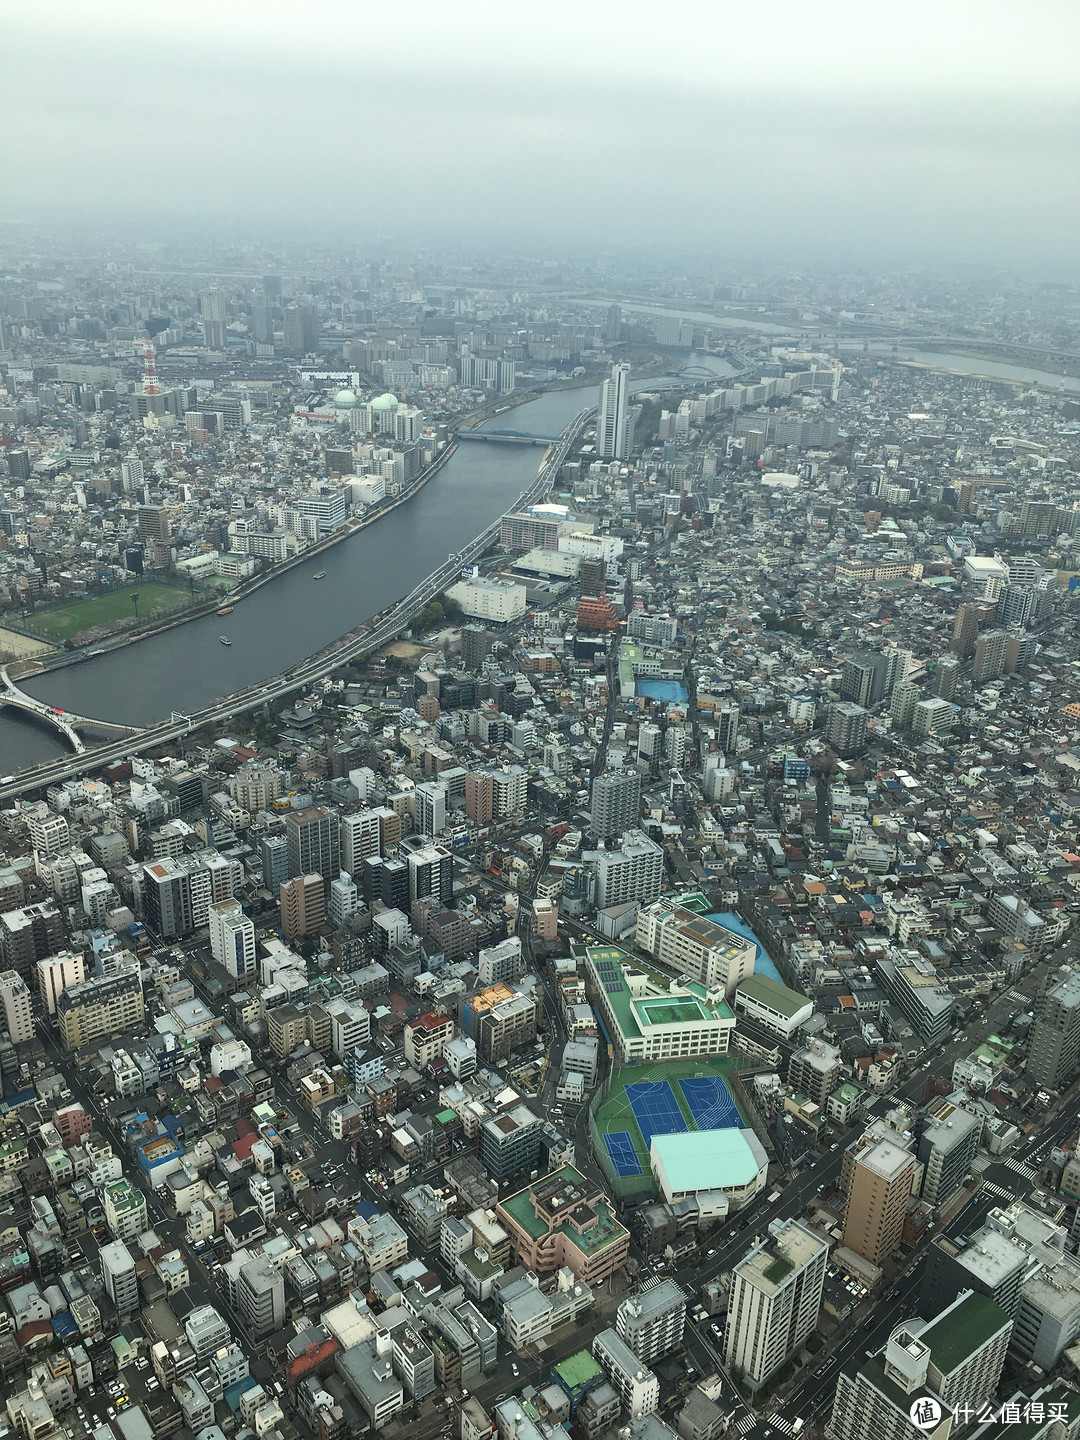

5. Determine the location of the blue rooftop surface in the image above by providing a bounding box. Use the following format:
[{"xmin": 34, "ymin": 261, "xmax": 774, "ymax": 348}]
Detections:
[
  {"xmin": 706, "ymin": 911, "xmax": 781, "ymax": 983},
  {"xmin": 637, "ymin": 679, "xmax": 688, "ymax": 703}
]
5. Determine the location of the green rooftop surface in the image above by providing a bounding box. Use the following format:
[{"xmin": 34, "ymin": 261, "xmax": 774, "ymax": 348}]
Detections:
[
  {"xmin": 764, "ymin": 1256, "xmax": 795, "ymax": 1284},
  {"xmin": 587, "ymin": 946, "xmax": 734, "ymax": 1041},
  {"xmin": 922, "ymin": 1292, "xmax": 1011, "ymax": 1374},
  {"xmin": 553, "ymin": 1351, "xmax": 604, "ymax": 1391},
  {"xmin": 735, "ymin": 972, "xmax": 810, "ymax": 1018},
  {"xmin": 499, "ymin": 1164, "xmax": 629, "ymax": 1257},
  {"xmin": 635, "ymin": 997, "xmax": 707, "ymax": 1027}
]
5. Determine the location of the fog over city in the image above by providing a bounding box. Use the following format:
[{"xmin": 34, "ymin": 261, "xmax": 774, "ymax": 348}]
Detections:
[{"xmin": 6, "ymin": 0, "xmax": 1079, "ymax": 268}]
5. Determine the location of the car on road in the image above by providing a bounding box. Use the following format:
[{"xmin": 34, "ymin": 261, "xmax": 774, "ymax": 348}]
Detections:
[{"xmin": 511, "ymin": 1363, "xmax": 519, "ymax": 1377}]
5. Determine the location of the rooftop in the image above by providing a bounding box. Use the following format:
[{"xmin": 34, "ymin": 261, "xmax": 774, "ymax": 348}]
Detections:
[
  {"xmin": 734, "ymin": 972, "xmax": 811, "ymax": 1018},
  {"xmin": 652, "ymin": 1127, "xmax": 767, "ymax": 1193},
  {"xmin": 921, "ymin": 1290, "xmax": 1011, "ymax": 1374}
]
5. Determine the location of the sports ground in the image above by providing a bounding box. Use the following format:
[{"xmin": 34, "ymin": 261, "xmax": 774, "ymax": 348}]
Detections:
[
  {"xmin": 31, "ymin": 583, "xmax": 191, "ymax": 640},
  {"xmin": 592, "ymin": 1057, "xmax": 747, "ymax": 1189}
]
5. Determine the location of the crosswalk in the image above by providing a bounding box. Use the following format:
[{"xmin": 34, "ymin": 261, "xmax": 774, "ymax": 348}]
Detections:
[
  {"xmin": 1005, "ymin": 1157, "xmax": 1040, "ymax": 1182},
  {"xmin": 981, "ymin": 1180, "xmax": 1016, "ymax": 1201},
  {"xmin": 734, "ymin": 1413, "xmax": 795, "ymax": 1436}
]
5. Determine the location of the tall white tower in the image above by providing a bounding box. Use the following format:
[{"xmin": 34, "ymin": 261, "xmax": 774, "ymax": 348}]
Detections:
[{"xmin": 597, "ymin": 362, "xmax": 631, "ymax": 459}]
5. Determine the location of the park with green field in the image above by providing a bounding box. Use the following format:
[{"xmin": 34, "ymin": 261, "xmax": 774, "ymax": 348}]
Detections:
[{"xmin": 30, "ymin": 583, "xmax": 192, "ymax": 642}]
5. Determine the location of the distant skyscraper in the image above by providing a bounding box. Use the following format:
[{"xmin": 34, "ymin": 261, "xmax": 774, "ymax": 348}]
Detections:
[
  {"xmin": 597, "ymin": 362, "xmax": 631, "ymax": 460},
  {"xmin": 283, "ymin": 304, "xmax": 318, "ymax": 357},
  {"xmin": 201, "ymin": 288, "xmax": 227, "ymax": 350},
  {"xmin": 604, "ymin": 303, "xmax": 622, "ymax": 342},
  {"xmin": 251, "ymin": 296, "xmax": 274, "ymax": 345}
]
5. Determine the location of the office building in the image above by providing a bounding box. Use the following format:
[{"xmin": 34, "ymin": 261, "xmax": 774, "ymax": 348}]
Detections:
[
  {"xmin": 972, "ymin": 629, "xmax": 1008, "ymax": 684},
  {"xmin": 590, "ymin": 770, "xmax": 641, "ymax": 839},
  {"xmin": 57, "ymin": 969, "xmax": 145, "ymax": 1052},
  {"xmin": 141, "ymin": 857, "xmax": 194, "ymax": 939},
  {"xmin": 842, "ymin": 1139, "xmax": 915, "ymax": 1267},
  {"xmin": 1026, "ymin": 965, "xmax": 1080, "ymax": 1091},
  {"xmin": 251, "ymin": 296, "xmax": 273, "ymax": 345},
  {"xmin": 830, "ymin": 1292, "xmax": 1012, "ymax": 1440},
  {"xmin": 725, "ymin": 1219, "xmax": 828, "ymax": 1389},
  {"xmin": 209, "ymin": 899, "xmax": 256, "ymax": 979},
  {"xmin": 592, "ymin": 1329, "xmax": 659, "ymax": 1419},
  {"xmin": 634, "ymin": 900, "xmax": 756, "ymax": 996},
  {"xmin": 916, "ymin": 1100, "xmax": 981, "ymax": 1211},
  {"xmin": 616, "ymin": 1281, "xmax": 686, "ymax": 1365},
  {"xmin": 479, "ymin": 1103, "xmax": 543, "ymax": 1182},
  {"xmin": 597, "ymin": 363, "xmax": 632, "ymax": 460},
  {"xmin": 0, "ymin": 970, "xmax": 34, "ymax": 1043},
  {"xmin": 874, "ymin": 953, "xmax": 954, "ymax": 1048},
  {"xmin": 823, "ymin": 702, "xmax": 868, "ymax": 757},
  {"xmin": 446, "ymin": 575, "xmax": 528, "ymax": 623},
  {"xmin": 101, "ymin": 1240, "xmax": 139, "ymax": 1317},
  {"xmin": 1012, "ymin": 1253, "xmax": 1080, "ymax": 1371},
  {"xmin": 287, "ymin": 807, "xmax": 340, "ymax": 881},
  {"xmin": 627, "ymin": 612, "xmax": 678, "ymax": 647},
  {"xmin": 465, "ymin": 982, "xmax": 539, "ymax": 1062},
  {"xmin": 201, "ymin": 288, "xmax": 227, "ymax": 349}
]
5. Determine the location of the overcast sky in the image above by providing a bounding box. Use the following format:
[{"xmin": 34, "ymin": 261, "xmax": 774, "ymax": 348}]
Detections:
[{"xmin": 5, "ymin": 0, "xmax": 1079, "ymax": 270}]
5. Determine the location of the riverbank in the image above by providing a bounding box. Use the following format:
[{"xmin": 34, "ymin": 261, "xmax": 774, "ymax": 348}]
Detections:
[{"xmin": 31, "ymin": 438, "xmax": 460, "ymax": 676}]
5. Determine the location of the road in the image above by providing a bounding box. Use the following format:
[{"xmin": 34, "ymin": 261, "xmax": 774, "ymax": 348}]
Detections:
[{"xmin": 0, "ymin": 409, "xmax": 592, "ymax": 801}]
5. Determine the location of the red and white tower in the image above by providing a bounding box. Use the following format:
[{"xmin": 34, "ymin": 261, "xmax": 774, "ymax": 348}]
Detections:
[{"xmin": 141, "ymin": 333, "xmax": 160, "ymax": 396}]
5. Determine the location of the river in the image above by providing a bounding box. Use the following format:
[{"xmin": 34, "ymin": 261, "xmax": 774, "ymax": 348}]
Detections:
[{"xmin": 0, "ymin": 385, "xmax": 600, "ymax": 772}]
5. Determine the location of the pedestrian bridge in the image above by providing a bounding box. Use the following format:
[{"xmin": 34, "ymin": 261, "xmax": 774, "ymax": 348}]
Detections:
[
  {"xmin": 0, "ymin": 668, "xmax": 140, "ymax": 754},
  {"xmin": 455, "ymin": 429, "xmax": 558, "ymax": 445}
]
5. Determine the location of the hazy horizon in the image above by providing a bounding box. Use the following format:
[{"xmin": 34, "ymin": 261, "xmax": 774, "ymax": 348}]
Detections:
[{"xmin": 6, "ymin": 0, "xmax": 1080, "ymax": 274}]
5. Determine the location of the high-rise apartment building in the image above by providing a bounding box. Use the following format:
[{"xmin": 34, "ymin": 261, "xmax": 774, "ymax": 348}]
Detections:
[
  {"xmin": 615, "ymin": 1281, "xmax": 687, "ymax": 1365},
  {"xmin": 236, "ymin": 1257, "xmax": 285, "ymax": 1339},
  {"xmin": 1026, "ymin": 965, "xmax": 1080, "ymax": 1091},
  {"xmin": 596, "ymin": 362, "xmax": 631, "ymax": 460},
  {"xmin": 341, "ymin": 810, "xmax": 383, "ymax": 875},
  {"xmin": 406, "ymin": 845, "xmax": 452, "ymax": 907},
  {"xmin": 286, "ymin": 807, "xmax": 340, "ymax": 881},
  {"xmin": 280, "ymin": 874, "xmax": 325, "ymax": 942},
  {"xmin": 260, "ymin": 834, "xmax": 289, "ymax": 894},
  {"xmin": 465, "ymin": 771, "xmax": 495, "ymax": 825},
  {"xmin": 57, "ymin": 968, "xmax": 144, "ymax": 1052},
  {"xmin": 209, "ymin": 899, "xmax": 256, "ymax": 979},
  {"xmin": 972, "ymin": 628, "xmax": 1008, "ymax": 684},
  {"xmin": 37, "ymin": 950, "xmax": 85, "ymax": 1016},
  {"xmin": 589, "ymin": 831, "xmax": 665, "ymax": 910},
  {"xmin": 889, "ymin": 681, "xmax": 921, "ymax": 730},
  {"xmin": 842, "ymin": 1138, "xmax": 915, "ymax": 1267},
  {"xmin": 101, "ymin": 1240, "xmax": 139, "ymax": 1317},
  {"xmin": 840, "ymin": 652, "xmax": 889, "ymax": 708},
  {"xmin": 950, "ymin": 602, "xmax": 982, "ymax": 657},
  {"xmin": 0, "ymin": 901, "xmax": 66, "ymax": 981},
  {"xmin": 591, "ymin": 770, "xmax": 641, "ymax": 839},
  {"xmin": 26, "ymin": 807, "xmax": 70, "ymax": 856},
  {"xmin": 830, "ymin": 1292, "xmax": 1011, "ymax": 1440},
  {"xmin": 725, "ymin": 1219, "xmax": 828, "ymax": 1389},
  {"xmin": 916, "ymin": 1100, "xmax": 981, "ymax": 1211},
  {"xmin": 413, "ymin": 782, "xmax": 448, "ymax": 838},
  {"xmin": 933, "ymin": 657, "xmax": 960, "ymax": 701},
  {"xmin": 0, "ymin": 970, "xmax": 34, "ymax": 1043},
  {"xmin": 823, "ymin": 702, "xmax": 868, "ymax": 757}
]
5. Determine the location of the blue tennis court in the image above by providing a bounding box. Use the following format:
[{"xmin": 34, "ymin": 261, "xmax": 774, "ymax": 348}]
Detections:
[
  {"xmin": 626, "ymin": 1080, "xmax": 687, "ymax": 1150},
  {"xmin": 679, "ymin": 1075, "xmax": 743, "ymax": 1130},
  {"xmin": 604, "ymin": 1131, "xmax": 643, "ymax": 1177}
]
